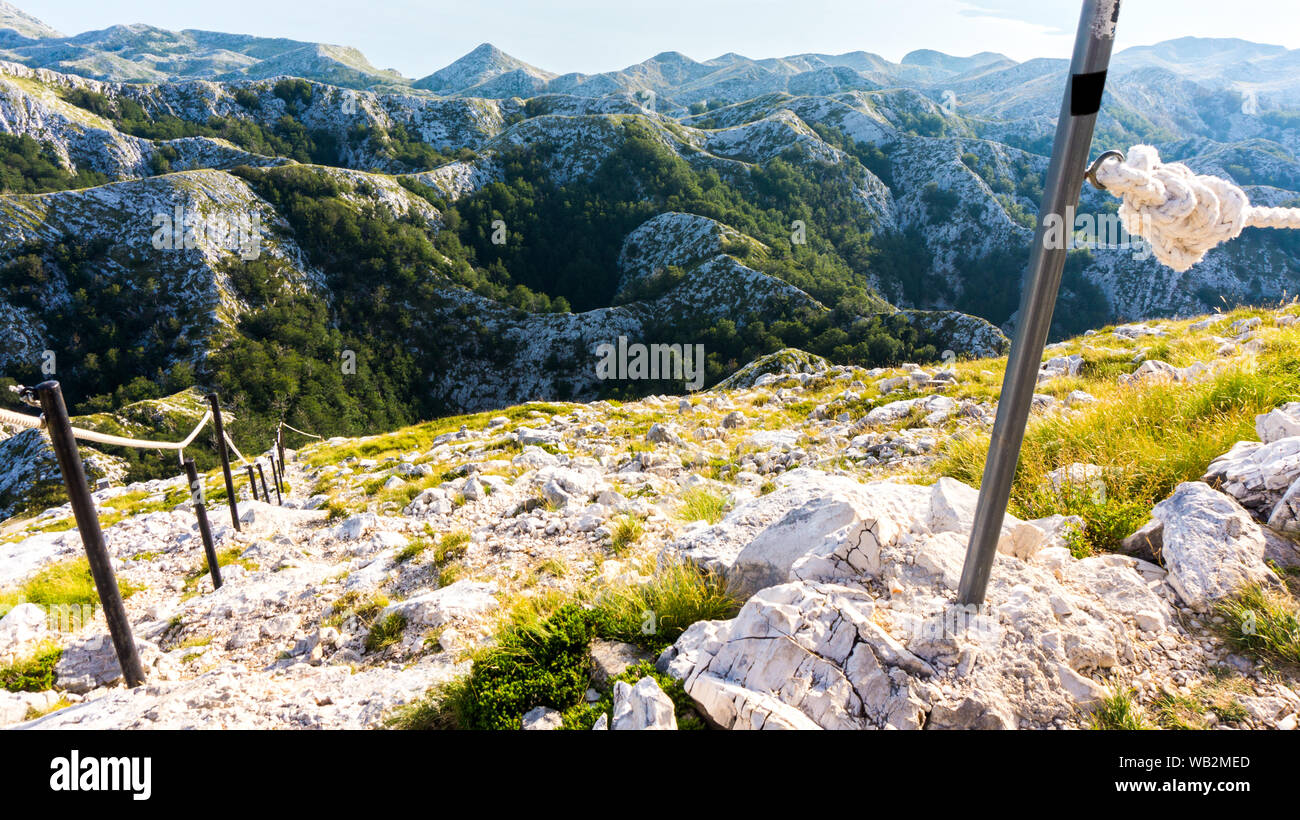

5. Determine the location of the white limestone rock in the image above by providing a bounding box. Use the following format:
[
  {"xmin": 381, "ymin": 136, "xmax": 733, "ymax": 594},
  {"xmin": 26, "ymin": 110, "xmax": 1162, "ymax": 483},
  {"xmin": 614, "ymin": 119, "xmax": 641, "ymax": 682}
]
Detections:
[
  {"xmin": 1150, "ymin": 482, "xmax": 1281, "ymax": 611},
  {"xmin": 382, "ymin": 581, "xmax": 499, "ymax": 628},
  {"xmin": 668, "ymin": 469, "xmax": 930, "ymax": 596},
  {"xmin": 1203, "ymin": 437, "xmax": 1300, "ymax": 517},
  {"xmin": 1268, "ymin": 477, "xmax": 1300, "ymax": 534},
  {"xmin": 521, "ymin": 706, "xmax": 563, "ymax": 730},
  {"xmin": 55, "ymin": 635, "xmax": 166, "ymax": 694},
  {"xmin": 1038, "ymin": 353, "xmax": 1083, "ymax": 383},
  {"xmin": 1257, "ymin": 403, "xmax": 1300, "ymax": 444},
  {"xmin": 0, "ymin": 603, "xmax": 50, "ymax": 663},
  {"xmin": 611, "ymin": 676, "xmax": 677, "ymax": 730},
  {"xmin": 662, "ymin": 472, "xmax": 1187, "ymax": 730}
]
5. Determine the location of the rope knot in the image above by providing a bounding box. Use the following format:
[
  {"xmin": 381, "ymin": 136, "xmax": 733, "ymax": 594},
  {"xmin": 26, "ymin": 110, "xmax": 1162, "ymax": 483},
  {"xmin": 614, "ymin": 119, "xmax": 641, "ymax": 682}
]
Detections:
[{"xmin": 1093, "ymin": 144, "xmax": 1258, "ymax": 272}]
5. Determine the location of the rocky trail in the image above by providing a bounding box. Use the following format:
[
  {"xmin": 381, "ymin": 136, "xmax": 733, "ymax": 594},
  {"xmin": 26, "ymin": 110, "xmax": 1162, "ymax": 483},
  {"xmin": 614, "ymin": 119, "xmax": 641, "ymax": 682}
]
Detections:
[{"xmin": 3, "ymin": 304, "xmax": 1300, "ymax": 730}]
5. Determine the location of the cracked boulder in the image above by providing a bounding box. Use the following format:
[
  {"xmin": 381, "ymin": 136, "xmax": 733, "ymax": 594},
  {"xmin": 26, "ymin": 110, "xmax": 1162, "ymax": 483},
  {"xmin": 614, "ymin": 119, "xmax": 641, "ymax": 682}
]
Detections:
[
  {"xmin": 1149, "ymin": 482, "xmax": 1281, "ymax": 611},
  {"xmin": 611, "ymin": 676, "xmax": 677, "ymax": 730},
  {"xmin": 1203, "ymin": 437, "xmax": 1300, "ymax": 518},
  {"xmin": 1256, "ymin": 403, "xmax": 1300, "ymax": 444},
  {"xmin": 659, "ymin": 473, "xmax": 1182, "ymax": 730}
]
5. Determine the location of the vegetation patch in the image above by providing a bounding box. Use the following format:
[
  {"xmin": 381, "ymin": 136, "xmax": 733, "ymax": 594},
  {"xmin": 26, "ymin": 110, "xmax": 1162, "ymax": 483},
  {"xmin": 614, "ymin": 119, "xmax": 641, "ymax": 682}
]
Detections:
[
  {"xmin": 365, "ymin": 612, "xmax": 408, "ymax": 653},
  {"xmin": 387, "ymin": 563, "xmax": 736, "ymax": 730},
  {"xmin": 609, "ymin": 515, "xmax": 644, "ymax": 554},
  {"xmin": 1089, "ymin": 689, "xmax": 1152, "ymax": 730},
  {"xmin": 677, "ymin": 487, "xmax": 729, "ymax": 524},
  {"xmin": 1214, "ymin": 584, "xmax": 1300, "ymax": 668},
  {"xmin": 0, "ymin": 557, "xmax": 141, "ymax": 611},
  {"xmin": 938, "ymin": 348, "xmax": 1300, "ymax": 554},
  {"xmin": 0, "ymin": 642, "xmax": 62, "ymax": 693},
  {"xmin": 561, "ymin": 660, "xmax": 704, "ymax": 730}
]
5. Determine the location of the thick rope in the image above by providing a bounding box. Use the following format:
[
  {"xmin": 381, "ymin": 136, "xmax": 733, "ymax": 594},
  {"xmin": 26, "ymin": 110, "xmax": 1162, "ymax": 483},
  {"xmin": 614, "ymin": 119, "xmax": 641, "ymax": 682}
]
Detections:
[
  {"xmin": 1093, "ymin": 144, "xmax": 1300, "ymax": 271},
  {"xmin": 1, "ymin": 405, "xmax": 213, "ymax": 451},
  {"xmin": 279, "ymin": 422, "xmax": 322, "ymax": 441},
  {"xmin": 222, "ymin": 430, "xmax": 252, "ymax": 466}
]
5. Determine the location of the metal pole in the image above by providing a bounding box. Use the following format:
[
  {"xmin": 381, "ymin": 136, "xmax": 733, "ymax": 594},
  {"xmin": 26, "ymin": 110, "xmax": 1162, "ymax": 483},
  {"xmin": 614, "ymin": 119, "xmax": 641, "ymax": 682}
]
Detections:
[
  {"xmin": 246, "ymin": 464, "xmax": 259, "ymax": 501},
  {"xmin": 268, "ymin": 456, "xmax": 283, "ymax": 505},
  {"xmin": 183, "ymin": 458, "xmax": 223, "ymax": 590},
  {"xmin": 257, "ymin": 462, "xmax": 272, "ymax": 504},
  {"xmin": 276, "ymin": 424, "xmax": 286, "ymax": 480},
  {"xmin": 206, "ymin": 392, "xmax": 240, "ymax": 531},
  {"xmin": 958, "ymin": 0, "xmax": 1120, "ymax": 606},
  {"xmin": 27, "ymin": 381, "xmax": 146, "ymax": 688}
]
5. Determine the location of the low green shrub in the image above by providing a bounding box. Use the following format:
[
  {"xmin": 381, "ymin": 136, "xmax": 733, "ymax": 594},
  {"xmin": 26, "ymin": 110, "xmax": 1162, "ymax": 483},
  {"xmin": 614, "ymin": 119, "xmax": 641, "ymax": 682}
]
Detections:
[{"xmin": 0, "ymin": 643, "xmax": 62, "ymax": 692}]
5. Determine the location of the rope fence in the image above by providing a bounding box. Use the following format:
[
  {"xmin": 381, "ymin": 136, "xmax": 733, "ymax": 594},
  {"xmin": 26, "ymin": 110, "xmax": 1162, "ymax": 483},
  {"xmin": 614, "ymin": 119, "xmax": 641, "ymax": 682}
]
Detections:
[
  {"xmin": 279, "ymin": 422, "xmax": 322, "ymax": 441},
  {"xmin": 5, "ymin": 383, "xmax": 319, "ymax": 519},
  {"xmin": 5, "ymin": 382, "xmax": 325, "ymax": 687},
  {"xmin": 2, "ymin": 403, "xmax": 215, "ymax": 451}
]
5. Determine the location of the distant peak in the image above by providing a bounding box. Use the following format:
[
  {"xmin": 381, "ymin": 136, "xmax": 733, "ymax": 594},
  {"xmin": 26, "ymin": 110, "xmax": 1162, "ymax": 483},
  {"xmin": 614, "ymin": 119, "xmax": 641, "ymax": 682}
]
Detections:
[
  {"xmin": 414, "ymin": 41, "xmax": 554, "ymax": 93},
  {"xmin": 901, "ymin": 48, "xmax": 1011, "ymax": 68},
  {"xmin": 649, "ymin": 50, "xmax": 696, "ymax": 64},
  {"xmin": 0, "ymin": 1, "xmax": 63, "ymax": 39}
]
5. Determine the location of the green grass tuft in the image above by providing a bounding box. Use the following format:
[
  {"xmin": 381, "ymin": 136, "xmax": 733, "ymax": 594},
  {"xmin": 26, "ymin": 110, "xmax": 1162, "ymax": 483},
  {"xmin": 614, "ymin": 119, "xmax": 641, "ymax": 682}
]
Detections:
[
  {"xmin": 588, "ymin": 561, "xmax": 739, "ymax": 653},
  {"xmin": 609, "ymin": 515, "xmax": 644, "ymax": 554},
  {"xmin": 1214, "ymin": 584, "xmax": 1300, "ymax": 667},
  {"xmin": 0, "ymin": 642, "xmax": 62, "ymax": 693},
  {"xmin": 365, "ymin": 612, "xmax": 408, "ymax": 653},
  {"xmin": 0, "ymin": 557, "xmax": 140, "ymax": 612},
  {"xmin": 678, "ymin": 487, "xmax": 729, "ymax": 524},
  {"xmin": 1089, "ymin": 688, "xmax": 1152, "ymax": 730}
]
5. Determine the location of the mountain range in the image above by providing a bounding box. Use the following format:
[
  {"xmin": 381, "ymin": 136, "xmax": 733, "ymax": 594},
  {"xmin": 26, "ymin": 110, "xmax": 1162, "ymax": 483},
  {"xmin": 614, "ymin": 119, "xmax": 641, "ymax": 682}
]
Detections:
[{"xmin": 2, "ymin": 3, "xmax": 1300, "ymax": 473}]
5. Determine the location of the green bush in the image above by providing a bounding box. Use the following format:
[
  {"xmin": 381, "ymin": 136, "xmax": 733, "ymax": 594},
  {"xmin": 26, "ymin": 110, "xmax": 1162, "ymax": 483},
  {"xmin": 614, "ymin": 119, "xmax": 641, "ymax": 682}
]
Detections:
[
  {"xmin": 561, "ymin": 660, "xmax": 704, "ymax": 730},
  {"xmin": 390, "ymin": 578, "xmax": 733, "ymax": 730},
  {"xmin": 0, "ymin": 643, "xmax": 62, "ymax": 693},
  {"xmin": 0, "ymin": 135, "xmax": 109, "ymax": 194},
  {"xmin": 455, "ymin": 604, "xmax": 595, "ymax": 730}
]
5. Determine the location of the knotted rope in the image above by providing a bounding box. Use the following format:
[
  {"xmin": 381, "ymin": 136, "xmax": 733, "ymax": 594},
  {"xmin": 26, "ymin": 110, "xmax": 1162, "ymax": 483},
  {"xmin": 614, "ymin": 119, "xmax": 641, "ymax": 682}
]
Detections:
[{"xmin": 1091, "ymin": 144, "xmax": 1300, "ymax": 272}]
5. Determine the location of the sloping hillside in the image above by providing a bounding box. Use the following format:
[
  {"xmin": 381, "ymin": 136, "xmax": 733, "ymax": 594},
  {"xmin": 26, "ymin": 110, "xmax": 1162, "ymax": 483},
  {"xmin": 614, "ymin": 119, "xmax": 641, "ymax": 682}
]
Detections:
[{"xmin": 2, "ymin": 302, "xmax": 1297, "ymax": 729}]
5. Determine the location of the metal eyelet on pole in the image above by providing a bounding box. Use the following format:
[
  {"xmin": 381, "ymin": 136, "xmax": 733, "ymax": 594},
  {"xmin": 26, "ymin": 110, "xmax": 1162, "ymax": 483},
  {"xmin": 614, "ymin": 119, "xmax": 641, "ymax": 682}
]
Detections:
[{"xmin": 1086, "ymin": 149, "xmax": 1125, "ymax": 191}]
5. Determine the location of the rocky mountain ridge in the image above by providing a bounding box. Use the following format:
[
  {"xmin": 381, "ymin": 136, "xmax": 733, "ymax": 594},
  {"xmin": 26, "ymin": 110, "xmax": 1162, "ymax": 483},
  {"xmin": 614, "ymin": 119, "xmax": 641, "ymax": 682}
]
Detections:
[{"xmin": 2, "ymin": 302, "xmax": 1299, "ymax": 729}]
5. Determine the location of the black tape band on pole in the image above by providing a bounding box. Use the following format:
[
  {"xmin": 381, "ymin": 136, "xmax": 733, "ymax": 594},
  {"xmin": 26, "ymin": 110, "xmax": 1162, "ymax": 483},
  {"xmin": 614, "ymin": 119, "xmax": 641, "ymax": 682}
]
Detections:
[{"xmin": 1070, "ymin": 70, "xmax": 1108, "ymax": 116}]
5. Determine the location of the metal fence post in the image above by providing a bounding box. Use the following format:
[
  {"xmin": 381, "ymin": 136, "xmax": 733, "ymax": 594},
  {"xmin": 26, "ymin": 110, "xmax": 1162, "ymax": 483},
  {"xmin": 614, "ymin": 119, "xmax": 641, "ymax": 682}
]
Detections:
[
  {"xmin": 958, "ymin": 0, "xmax": 1121, "ymax": 606},
  {"xmin": 183, "ymin": 458, "xmax": 223, "ymax": 591},
  {"xmin": 27, "ymin": 381, "xmax": 146, "ymax": 688},
  {"xmin": 256, "ymin": 461, "xmax": 272, "ymax": 503},
  {"xmin": 246, "ymin": 464, "xmax": 259, "ymax": 501},
  {"xmin": 269, "ymin": 456, "xmax": 283, "ymax": 505},
  {"xmin": 206, "ymin": 392, "xmax": 240, "ymax": 531},
  {"xmin": 276, "ymin": 424, "xmax": 286, "ymax": 480}
]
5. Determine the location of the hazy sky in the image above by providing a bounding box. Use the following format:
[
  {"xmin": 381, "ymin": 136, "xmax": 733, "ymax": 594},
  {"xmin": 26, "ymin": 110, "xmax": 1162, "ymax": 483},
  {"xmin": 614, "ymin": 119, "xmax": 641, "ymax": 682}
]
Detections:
[{"xmin": 18, "ymin": 0, "xmax": 1300, "ymax": 79}]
